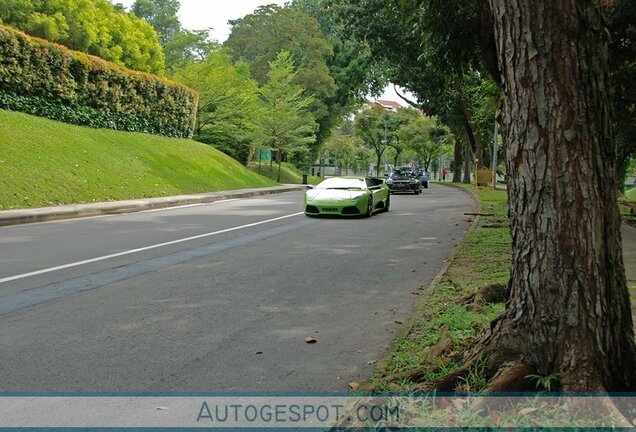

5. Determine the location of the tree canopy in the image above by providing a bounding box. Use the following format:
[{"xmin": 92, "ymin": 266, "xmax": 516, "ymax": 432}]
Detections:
[
  {"xmin": 173, "ymin": 53, "xmax": 261, "ymax": 165},
  {"xmin": 0, "ymin": 0, "xmax": 165, "ymax": 73},
  {"xmin": 226, "ymin": 5, "xmax": 335, "ymax": 151}
]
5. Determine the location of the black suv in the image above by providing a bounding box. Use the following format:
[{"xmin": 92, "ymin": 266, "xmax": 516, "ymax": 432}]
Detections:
[{"xmin": 386, "ymin": 168, "xmax": 421, "ymax": 194}]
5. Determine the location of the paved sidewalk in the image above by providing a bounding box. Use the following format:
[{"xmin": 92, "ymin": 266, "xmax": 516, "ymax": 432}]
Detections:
[{"xmin": 0, "ymin": 185, "xmax": 307, "ymax": 227}]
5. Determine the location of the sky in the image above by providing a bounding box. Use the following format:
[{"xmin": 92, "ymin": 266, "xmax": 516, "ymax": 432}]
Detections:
[
  {"xmin": 118, "ymin": 0, "xmax": 414, "ymax": 105},
  {"xmin": 118, "ymin": 0, "xmax": 287, "ymax": 42}
]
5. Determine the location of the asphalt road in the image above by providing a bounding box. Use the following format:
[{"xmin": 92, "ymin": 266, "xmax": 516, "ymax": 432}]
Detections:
[{"xmin": 0, "ymin": 185, "xmax": 474, "ymax": 392}]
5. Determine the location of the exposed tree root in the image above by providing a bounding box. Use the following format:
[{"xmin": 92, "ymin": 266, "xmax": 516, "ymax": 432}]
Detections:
[{"xmin": 485, "ymin": 361, "xmax": 535, "ymax": 392}]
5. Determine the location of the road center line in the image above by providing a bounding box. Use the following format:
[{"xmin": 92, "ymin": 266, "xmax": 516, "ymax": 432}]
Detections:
[{"xmin": 0, "ymin": 212, "xmax": 304, "ymax": 284}]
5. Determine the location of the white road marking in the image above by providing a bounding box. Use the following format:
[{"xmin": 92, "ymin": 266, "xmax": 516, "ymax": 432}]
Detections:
[{"xmin": 0, "ymin": 212, "xmax": 304, "ymax": 284}]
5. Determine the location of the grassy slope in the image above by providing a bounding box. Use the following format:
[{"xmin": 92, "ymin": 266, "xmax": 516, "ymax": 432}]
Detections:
[{"xmin": 0, "ymin": 110, "xmax": 276, "ymax": 209}]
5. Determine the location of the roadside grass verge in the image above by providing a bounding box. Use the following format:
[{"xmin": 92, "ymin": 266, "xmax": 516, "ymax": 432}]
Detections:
[
  {"xmin": 365, "ymin": 184, "xmax": 510, "ymax": 392},
  {"xmin": 247, "ymin": 161, "xmax": 322, "ymax": 185},
  {"xmin": 0, "ymin": 110, "xmax": 277, "ymax": 210}
]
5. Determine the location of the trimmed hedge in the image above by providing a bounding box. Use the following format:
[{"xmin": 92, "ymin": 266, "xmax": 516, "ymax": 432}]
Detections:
[{"xmin": 0, "ymin": 25, "xmax": 198, "ymax": 138}]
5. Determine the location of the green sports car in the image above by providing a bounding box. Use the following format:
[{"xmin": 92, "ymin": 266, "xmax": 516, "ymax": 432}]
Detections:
[{"xmin": 304, "ymin": 177, "xmax": 391, "ymax": 217}]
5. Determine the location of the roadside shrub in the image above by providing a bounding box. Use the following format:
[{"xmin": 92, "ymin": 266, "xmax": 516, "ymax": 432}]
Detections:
[{"xmin": 0, "ymin": 25, "xmax": 198, "ymax": 138}]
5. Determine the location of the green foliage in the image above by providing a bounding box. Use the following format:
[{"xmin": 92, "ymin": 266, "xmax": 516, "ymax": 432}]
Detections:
[
  {"xmin": 0, "ymin": 0, "xmax": 165, "ymax": 74},
  {"xmin": 173, "ymin": 52, "xmax": 260, "ymax": 164},
  {"xmin": 290, "ymin": 0, "xmax": 388, "ymax": 139},
  {"xmin": 163, "ymin": 29, "xmax": 218, "ymax": 73},
  {"xmin": 325, "ymin": 123, "xmax": 364, "ymax": 175},
  {"xmin": 526, "ymin": 373, "xmax": 561, "ymax": 392},
  {"xmin": 226, "ymin": 5, "xmax": 335, "ymax": 149},
  {"xmin": 131, "ymin": 0, "xmax": 217, "ymax": 74},
  {"xmin": 255, "ymin": 51, "xmax": 317, "ymax": 179},
  {"xmin": 398, "ymin": 115, "xmax": 441, "ymax": 170},
  {"xmin": 0, "ymin": 25, "xmax": 197, "ymax": 137},
  {"xmin": 354, "ymin": 105, "xmax": 391, "ymax": 175},
  {"xmin": 0, "ymin": 109, "xmax": 276, "ymax": 210},
  {"xmin": 131, "ymin": 0, "xmax": 180, "ymax": 45}
]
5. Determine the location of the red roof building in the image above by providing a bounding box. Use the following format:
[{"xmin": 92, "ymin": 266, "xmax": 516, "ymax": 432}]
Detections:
[{"xmin": 373, "ymin": 99, "xmax": 403, "ymax": 112}]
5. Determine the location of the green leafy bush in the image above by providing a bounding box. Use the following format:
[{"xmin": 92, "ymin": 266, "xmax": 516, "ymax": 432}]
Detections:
[{"xmin": 0, "ymin": 25, "xmax": 198, "ymax": 138}]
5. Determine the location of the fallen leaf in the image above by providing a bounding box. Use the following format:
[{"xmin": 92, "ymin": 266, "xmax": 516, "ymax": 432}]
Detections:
[
  {"xmin": 394, "ymin": 320, "xmax": 404, "ymax": 325},
  {"xmin": 155, "ymin": 407, "xmax": 169, "ymax": 411},
  {"xmin": 367, "ymin": 360, "xmax": 376, "ymax": 365},
  {"xmin": 412, "ymin": 292, "xmax": 421, "ymax": 296},
  {"xmin": 348, "ymin": 381, "xmax": 360, "ymax": 390},
  {"xmin": 519, "ymin": 407, "xmax": 539, "ymax": 415},
  {"xmin": 305, "ymin": 337, "xmax": 317, "ymax": 344},
  {"xmin": 255, "ymin": 351, "xmax": 264, "ymax": 355},
  {"xmin": 490, "ymin": 410, "xmax": 501, "ymax": 424}
]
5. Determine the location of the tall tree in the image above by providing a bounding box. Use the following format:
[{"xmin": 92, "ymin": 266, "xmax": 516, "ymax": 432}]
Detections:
[
  {"xmin": 131, "ymin": 0, "xmax": 180, "ymax": 45},
  {"xmin": 291, "ymin": 0, "xmax": 388, "ymax": 138},
  {"xmin": 325, "ymin": 124, "xmax": 364, "ymax": 175},
  {"xmin": 173, "ymin": 53, "xmax": 261, "ymax": 165},
  {"xmin": 225, "ymin": 5, "xmax": 336, "ymax": 151},
  {"xmin": 256, "ymin": 51, "xmax": 317, "ymax": 182},
  {"xmin": 131, "ymin": 0, "xmax": 216, "ymax": 73},
  {"xmin": 398, "ymin": 115, "xmax": 440, "ymax": 171},
  {"xmin": 354, "ymin": 106, "xmax": 393, "ymax": 175},
  {"xmin": 459, "ymin": 0, "xmax": 636, "ymax": 391}
]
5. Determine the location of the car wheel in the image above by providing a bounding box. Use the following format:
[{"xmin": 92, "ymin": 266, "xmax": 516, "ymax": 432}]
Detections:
[
  {"xmin": 424, "ymin": 182, "xmax": 429, "ymax": 189},
  {"xmin": 415, "ymin": 188, "xmax": 421, "ymax": 195},
  {"xmin": 366, "ymin": 196, "xmax": 374, "ymax": 217},
  {"xmin": 384, "ymin": 195, "xmax": 390, "ymax": 212}
]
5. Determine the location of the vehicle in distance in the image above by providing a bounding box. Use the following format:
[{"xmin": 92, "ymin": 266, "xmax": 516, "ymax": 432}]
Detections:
[
  {"xmin": 417, "ymin": 169, "xmax": 430, "ymax": 189},
  {"xmin": 304, "ymin": 177, "xmax": 390, "ymax": 217},
  {"xmin": 386, "ymin": 168, "xmax": 421, "ymax": 194}
]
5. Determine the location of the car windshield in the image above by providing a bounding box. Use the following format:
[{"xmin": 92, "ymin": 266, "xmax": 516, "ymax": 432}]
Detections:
[
  {"xmin": 390, "ymin": 170, "xmax": 414, "ymax": 178},
  {"xmin": 315, "ymin": 178, "xmax": 366, "ymax": 190}
]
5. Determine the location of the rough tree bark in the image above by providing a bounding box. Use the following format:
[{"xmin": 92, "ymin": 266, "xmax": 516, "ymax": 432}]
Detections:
[
  {"xmin": 453, "ymin": 136, "xmax": 463, "ymax": 183},
  {"xmin": 470, "ymin": 0, "xmax": 636, "ymax": 391},
  {"xmin": 463, "ymin": 135, "xmax": 472, "ymax": 184}
]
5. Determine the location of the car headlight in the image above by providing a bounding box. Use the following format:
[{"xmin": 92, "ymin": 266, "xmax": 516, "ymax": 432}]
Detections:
[
  {"xmin": 411, "ymin": 179, "xmax": 418, "ymax": 184},
  {"xmin": 351, "ymin": 193, "xmax": 365, "ymax": 201},
  {"xmin": 386, "ymin": 179, "xmax": 394, "ymax": 185}
]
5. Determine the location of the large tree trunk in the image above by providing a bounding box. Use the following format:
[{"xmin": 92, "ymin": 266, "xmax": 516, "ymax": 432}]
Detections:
[
  {"xmin": 462, "ymin": 105, "xmax": 485, "ymax": 169},
  {"xmin": 483, "ymin": 0, "xmax": 636, "ymax": 391},
  {"xmin": 462, "ymin": 137, "xmax": 472, "ymax": 184},
  {"xmin": 452, "ymin": 136, "xmax": 463, "ymax": 183}
]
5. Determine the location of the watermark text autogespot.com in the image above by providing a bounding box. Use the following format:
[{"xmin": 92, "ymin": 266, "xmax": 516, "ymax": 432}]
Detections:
[{"xmin": 196, "ymin": 401, "xmax": 400, "ymax": 425}]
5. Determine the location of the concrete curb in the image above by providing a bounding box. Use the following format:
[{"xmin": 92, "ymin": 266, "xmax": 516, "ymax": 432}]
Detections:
[{"xmin": 0, "ymin": 185, "xmax": 308, "ymax": 227}]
